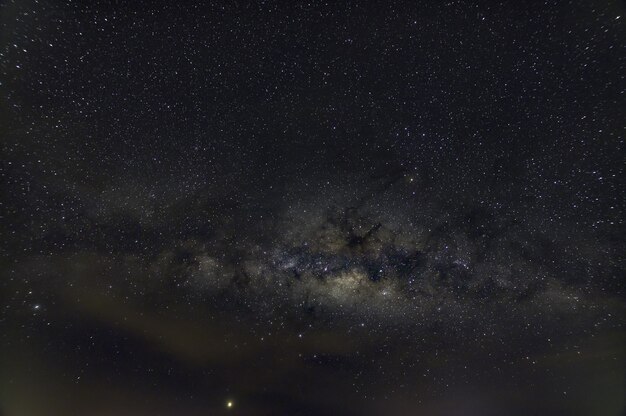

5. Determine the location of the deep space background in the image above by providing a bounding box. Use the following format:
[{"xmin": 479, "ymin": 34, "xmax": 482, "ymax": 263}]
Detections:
[{"xmin": 1, "ymin": 1, "xmax": 625, "ymax": 415}]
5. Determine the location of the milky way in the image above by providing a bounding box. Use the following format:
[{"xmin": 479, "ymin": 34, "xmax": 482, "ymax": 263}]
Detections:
[{"xmin": 1, "ymin": 1, "xmax": 625, "ymax": 415}]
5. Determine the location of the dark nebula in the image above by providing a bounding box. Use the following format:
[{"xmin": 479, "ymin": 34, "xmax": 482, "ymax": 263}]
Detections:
[{"xmin": 1, "ymin": 1, "xmax": 624, "ymax": 415}]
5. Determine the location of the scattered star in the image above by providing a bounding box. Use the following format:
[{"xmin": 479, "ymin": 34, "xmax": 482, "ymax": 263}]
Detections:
[{"xmin": 0, "ymin": 1, "xmax": 623, "ymax": 415}]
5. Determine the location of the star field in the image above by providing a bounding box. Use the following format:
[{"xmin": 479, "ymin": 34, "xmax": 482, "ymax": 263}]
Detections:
[{"xmin": 1, "ymin": 1, "xmax": 625, "ymax": 415}]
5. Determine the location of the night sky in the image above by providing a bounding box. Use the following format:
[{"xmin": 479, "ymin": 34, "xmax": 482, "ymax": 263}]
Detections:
[{"xmin": 1, "ymin": 1, "xmax": 625, "ymax": 415}]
